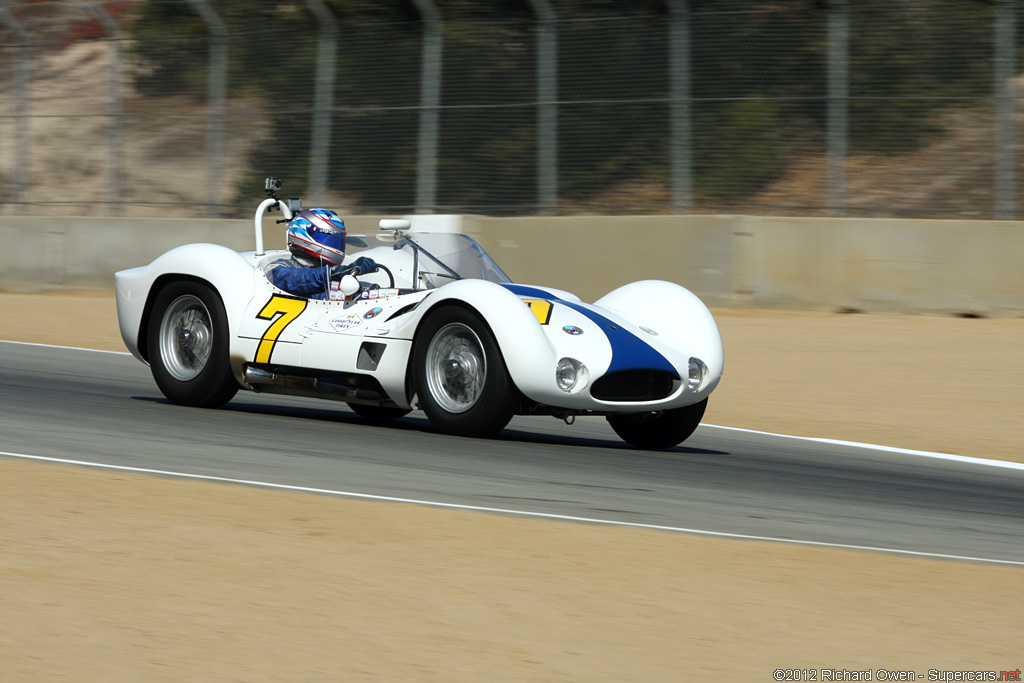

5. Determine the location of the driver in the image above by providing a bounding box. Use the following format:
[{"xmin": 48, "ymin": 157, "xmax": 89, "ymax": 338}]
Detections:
[{"xmin": 266, "ymin": 208, "xmax": 376, "ymax": 300}]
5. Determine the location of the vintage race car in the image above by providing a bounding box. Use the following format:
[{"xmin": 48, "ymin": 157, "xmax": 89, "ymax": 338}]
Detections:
[{"xmin": 115, "ymin": 181, "xmax": 723, "ymax": 449}]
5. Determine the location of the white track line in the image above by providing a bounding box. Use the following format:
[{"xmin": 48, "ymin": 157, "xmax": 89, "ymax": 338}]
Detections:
[
  {"xmin": 0, "ymin": 339, "xmax": 129, "ymax": 355},
  {"xmin": 2, "ymin": 450, "xmax": 1022, "ymax": 567},
  {"xmin": 703, "ymin": 424, "xmax": 1024, "ymax": 471},
  {"xmin": 3, "ymin": 338, "xmax": 1022, "ymax": 472}
]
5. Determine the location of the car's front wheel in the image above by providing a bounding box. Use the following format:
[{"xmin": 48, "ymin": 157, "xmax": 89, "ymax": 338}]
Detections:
[
  {"xmin": 413, "ymin": 306, "xmax": 517, "ymax": 437},
  {"xmin": 607, "ymin": 399, "xmax": 708, "ymax": 450},
  {"xmin": 147, "ymin": 281, "xmax": 238, "ymax": 408}
]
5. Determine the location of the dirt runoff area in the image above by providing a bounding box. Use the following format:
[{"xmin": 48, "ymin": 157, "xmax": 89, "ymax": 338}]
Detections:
[{"xmin": 1, "ymin": 293, "xmax": 1022, "ymax": 681}]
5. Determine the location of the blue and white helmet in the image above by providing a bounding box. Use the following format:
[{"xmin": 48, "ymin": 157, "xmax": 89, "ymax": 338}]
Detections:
[{"xmin": 286, "ymin": 209, "xmax": 346, "ymax": 267}]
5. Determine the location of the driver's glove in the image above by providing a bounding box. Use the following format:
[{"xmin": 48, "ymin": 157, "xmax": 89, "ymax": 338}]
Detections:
[
  {"xmin": 350, "ymin": 256, "xmax": 377, "ymax": 275},
  {"xmin": 330, "ymin": 256, "xmax": 377, "ymax": 280}
]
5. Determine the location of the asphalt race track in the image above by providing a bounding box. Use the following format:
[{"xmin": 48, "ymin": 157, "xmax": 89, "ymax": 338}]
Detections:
[{"xmin": 2, "ymin": 341, "xmax": 1022, "ymax": 564}]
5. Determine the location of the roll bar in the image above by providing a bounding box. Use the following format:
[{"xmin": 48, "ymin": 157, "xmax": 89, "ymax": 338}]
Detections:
[
  {"xmin": 255, "ymin": 178, "xmax": 412, "ymax": 256},
  {"xmin": 254, "ymin": 198, "xmax": 293, "ymax": 256}
]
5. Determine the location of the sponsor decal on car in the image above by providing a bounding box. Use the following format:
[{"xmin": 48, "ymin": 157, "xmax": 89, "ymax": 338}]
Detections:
[
  {"xmin": 639, "ymin": 326, "xmax": 658, "ymax": 336},
  {"xmin": 360, "ymin": 288, "xmax": 400, "ymax": 300},
  {"xmin": 329, "ymin": 314, "xmax": 363, "ymax": 332},
  {"xmin": 562, "ymin": 325, "xmax": 583, "ymax": 336},
  {"xmin": 364, "ymin": 306, "xmax": 384, "ymax": 320},
  {"xmin": 328, "ymin": 281, "xmax": 349, "ymax": 301}
]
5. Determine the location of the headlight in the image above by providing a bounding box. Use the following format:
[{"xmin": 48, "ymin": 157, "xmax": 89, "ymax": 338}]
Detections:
[
  {"xmin": 687, "ymin": 357, "xmax": 708, "ymax": 392},
  {"xmin": 556, "ymin": 358, "xmax": 587, "ymax": 393}
]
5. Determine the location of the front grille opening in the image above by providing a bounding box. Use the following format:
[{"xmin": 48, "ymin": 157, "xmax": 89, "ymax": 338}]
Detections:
[{"xmin": 590, "ymin": 370, "xmax": 677, "ymax": 402}]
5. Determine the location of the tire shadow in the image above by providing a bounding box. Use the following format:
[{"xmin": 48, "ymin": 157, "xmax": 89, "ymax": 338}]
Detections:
[
  {"xmin": 496, "ymin": 427, "xmax": 729, "ymax": 455},
  {"xmin": 132, "ymin": 394, "xmax": 728, "ymax": 455}
]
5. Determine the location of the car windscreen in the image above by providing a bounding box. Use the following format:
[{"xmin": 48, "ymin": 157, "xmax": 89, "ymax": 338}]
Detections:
[{"xmin": 403, "ymin": 233, "xmax": 511, "ymax": 284}]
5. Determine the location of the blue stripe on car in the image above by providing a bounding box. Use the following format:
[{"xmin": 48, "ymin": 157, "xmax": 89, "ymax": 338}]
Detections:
[{"xmin": 500, "ymin": 283, "xmax": 679, "ymax": 378}]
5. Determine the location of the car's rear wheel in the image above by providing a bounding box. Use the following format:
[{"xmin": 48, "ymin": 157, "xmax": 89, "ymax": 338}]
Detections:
[
  {"xmin": 347, "ymin": 403, "xmax": 410, "ymax": 421},
  {"xmin": 607, "ymin": 399, "xmax": 708, "ymax": 450},
  {"xmin": 147, "ymin": 281, "xmax": 238, "ymax": 408},
  {"xmin": 413, "ymin": 306, "xmax": 517, "ymax": 437}
]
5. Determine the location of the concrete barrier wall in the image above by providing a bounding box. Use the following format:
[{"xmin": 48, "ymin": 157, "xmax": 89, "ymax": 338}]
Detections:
[
  {"xmin": 1, "ymin": 214, "xmax": 1021, "ymax": 316},
  {"xmin": 466, "ymin": 215, "xmax": 1024, "ymax": 316},
  {"xmin": 0, "ymin": 216, "xmax": 263, "ymax": 292}
]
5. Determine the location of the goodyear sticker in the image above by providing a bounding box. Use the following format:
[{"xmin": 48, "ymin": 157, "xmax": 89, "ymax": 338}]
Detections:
[{"xmin": 330, "ymin": 314, "xmax": 363, "ymax": 332}]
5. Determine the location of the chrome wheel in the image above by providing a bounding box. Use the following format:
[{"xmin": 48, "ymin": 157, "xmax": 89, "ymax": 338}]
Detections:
[
  {"xmin": 159, "ymin": 294, "xmax": 213, "ymax": 381},
  {"xmin": 424, "ymin": 322, "xmax": 486, "ymax": 414},
  {"xmin": 413, "ymin": 306, "xmax": 517, "ymax": 437},
  {"xmin": 147, "ymin": 282, "xmax": 238, "ymax": 408}
]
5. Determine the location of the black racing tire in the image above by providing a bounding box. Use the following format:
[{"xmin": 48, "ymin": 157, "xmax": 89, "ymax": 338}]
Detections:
[
  {"xmin": 347, "ymin": 403, "xmax": 411, "ymax": 421},
  {"xmin": 607, "ymin": 398, "xmax": 708, "ymax": 450},
  {"xmin": 413, "ymin": 306, "xmax": 517, "ymax": 438},
  {"xmin": 146, "ymin": 281, "xmax": 238, "ymax": 408}
]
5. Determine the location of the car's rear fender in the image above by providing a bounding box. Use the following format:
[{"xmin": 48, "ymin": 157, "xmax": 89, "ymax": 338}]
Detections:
[{"xmin": 115, "ymin": 244, "xmax": 258, "ymax": 363}]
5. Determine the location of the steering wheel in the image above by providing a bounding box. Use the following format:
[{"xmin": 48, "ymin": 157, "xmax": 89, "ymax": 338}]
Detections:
[{"xmin": 375, "ymin": 263, "xmax": 395, "ymax": 289}]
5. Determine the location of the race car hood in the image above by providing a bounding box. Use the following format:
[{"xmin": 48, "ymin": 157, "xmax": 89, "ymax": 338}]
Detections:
[{"xmin": 500, "ymin": 283, "xmax": 680, "ymax": 379}]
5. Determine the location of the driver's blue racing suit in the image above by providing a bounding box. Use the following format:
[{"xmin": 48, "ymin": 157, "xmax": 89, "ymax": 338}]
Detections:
[{"xmin": 266, "ymin": 256, "xmax": 376, "ymax": 300}]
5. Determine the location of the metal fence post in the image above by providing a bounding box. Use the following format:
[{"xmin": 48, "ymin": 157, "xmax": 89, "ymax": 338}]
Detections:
[
  {"xmin": 89, "ymin": 3, "xmax": 124, "ymax": 216},
  {"xmin": 994, "ymin": 0, "xmax": 1016, "ymax": 220},
  {"xmin": 668, "ymin": 0, "xmax": 692, "ymax": 212},
  {"xmin": 184, "ymin": 0, "xmax": 228, "ymax": 217},
  {"xmin": 0, "ymin": 3, "xmax": 30, "ymax": 213},
  {"xmin": 827, "ymin": 0, "xmax": 849, "ymax": 217},
  {"xmin": 304, "ymin": 0, "xmax": 337, "ymax": 205},
  {"xmin": 412, "ymin": 0, "xmax": 442, "ymax": 214},
  {"xmin": 527, "ymin": 0, "xmax": 557, "ymax": 215}
]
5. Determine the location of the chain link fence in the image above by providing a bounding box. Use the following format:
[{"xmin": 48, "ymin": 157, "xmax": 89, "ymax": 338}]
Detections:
[{"xmin": 0, "ymin": 0, "xmax": 1021, "ymax": 219}]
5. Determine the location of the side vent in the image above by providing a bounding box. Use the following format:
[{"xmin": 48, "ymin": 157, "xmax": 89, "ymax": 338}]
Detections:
[
  {"xmin": 357, "ymin": 342, "xmax": 387, "ymax": 371},
  {"xmin": 384, "ymin": 302, "xmax": 420, "ymax": 322}
]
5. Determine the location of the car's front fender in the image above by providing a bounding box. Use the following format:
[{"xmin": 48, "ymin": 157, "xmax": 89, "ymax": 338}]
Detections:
[
  {"xmin": 400, "ymin": 279, "xmax": 564, "ymax": 402},
  {"xmin": 595, "ymin": 279, "xmax": 724, "ymax": 397}
]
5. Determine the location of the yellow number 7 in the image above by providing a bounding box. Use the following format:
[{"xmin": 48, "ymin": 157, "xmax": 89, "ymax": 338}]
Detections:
[
  {"xmin": 255, "ymin": 295, "xmax": 308, "ymax": 364},
  {"xmin": 522, "ymin": 298, "xmax": 552, "ymax": 325}
]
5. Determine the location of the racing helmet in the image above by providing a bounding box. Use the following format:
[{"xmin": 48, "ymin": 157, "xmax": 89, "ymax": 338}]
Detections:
[{"xmin": 286, "ymin": 209, "xmax": 346, "ymax": 267}]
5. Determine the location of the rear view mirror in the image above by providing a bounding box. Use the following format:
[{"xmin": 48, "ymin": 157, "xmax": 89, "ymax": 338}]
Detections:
[{"xmin": 379, "ymin": 219, "xmax": 411, "ymax": 231}]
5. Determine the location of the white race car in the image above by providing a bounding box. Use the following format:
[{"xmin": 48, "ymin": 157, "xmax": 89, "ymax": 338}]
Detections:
[{"xmin": 115, "ymin": 180, "xmax": 723, "ymax": 449}]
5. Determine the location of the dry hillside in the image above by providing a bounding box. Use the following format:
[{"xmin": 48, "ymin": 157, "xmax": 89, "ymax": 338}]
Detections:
[{"xmin": 2, "ymin": 15, "xmax": 1022, "ymax": 219}]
